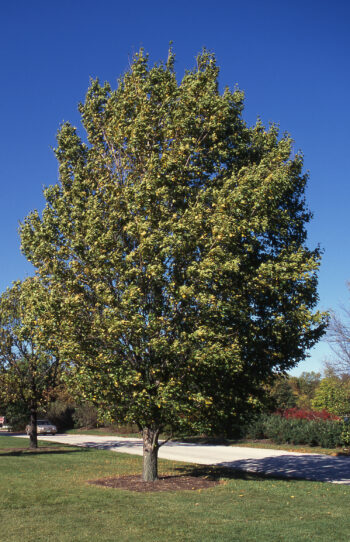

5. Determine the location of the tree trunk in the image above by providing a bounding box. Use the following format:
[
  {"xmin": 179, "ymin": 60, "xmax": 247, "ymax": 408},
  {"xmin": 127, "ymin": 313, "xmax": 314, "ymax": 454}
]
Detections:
[
  {"xmin": 29, "ymin": 407, "xmax": 38, "ymax": 449},
  {"xmin": 142, "ymin": 427, "xmax": 160, "ymax": 481}
]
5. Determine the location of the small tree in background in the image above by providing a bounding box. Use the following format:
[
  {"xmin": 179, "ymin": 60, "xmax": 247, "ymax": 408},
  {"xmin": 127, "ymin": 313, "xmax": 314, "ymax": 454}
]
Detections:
[
  {"xmin": 312, "ymin": 375, "xmax": 350, "ymax": 416},
  {"xmin": 3, "ymin": 400, "xmax": 28, "ymax": 431},
  {"xmin": 289, "ymin": 371, "xmax": 321, "ymax": 410},
  {"xmin": 268, "ymin": 375, "xmax": 297, "ymax": 411},
  {"xmin": 0, "ymin": 278, "xmax": 62, "ymax": 448},
  {"xmin": 326, "ymin": 285, "xmax": 350, "ymax": 376},
  {"xmin": 20, "ymin": 49, "xmax": 326, "ymax": 479}
]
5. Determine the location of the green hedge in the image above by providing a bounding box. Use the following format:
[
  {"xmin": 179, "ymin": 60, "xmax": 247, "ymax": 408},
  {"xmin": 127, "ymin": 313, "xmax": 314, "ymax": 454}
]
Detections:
[{"xmin": 245, "ymin": 414, "xmax": 350, "ymax": 448}]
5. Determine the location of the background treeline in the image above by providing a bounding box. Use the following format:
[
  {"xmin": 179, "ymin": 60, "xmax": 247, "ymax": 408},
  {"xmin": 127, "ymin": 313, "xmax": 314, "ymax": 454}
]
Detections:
[
  {"xmin": 0, "ymin": 385, "xmax": 133, "ymax": 434},
  {"xmin": 0, "ymin": 391, "xmax": 97, "ymax": 433},
  {"xmin": 245, "ymin": 370, "xmax": 350, "ymax": 448},
  {"xmin": 267, "ymin": 370, "xmax": 350, "ymax": 415}
]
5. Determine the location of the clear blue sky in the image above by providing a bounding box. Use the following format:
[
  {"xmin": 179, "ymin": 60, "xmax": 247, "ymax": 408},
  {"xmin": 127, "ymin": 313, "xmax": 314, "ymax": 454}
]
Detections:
[{"xmin": 1, "ymin": 0, "xmax": 349, "ymax": 375}]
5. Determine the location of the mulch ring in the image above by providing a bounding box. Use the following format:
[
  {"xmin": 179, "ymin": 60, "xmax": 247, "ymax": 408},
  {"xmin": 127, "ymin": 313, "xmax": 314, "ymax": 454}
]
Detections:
[{"xmin": 88, "ymin": 474, "xmax": 221, "ymax": 492}]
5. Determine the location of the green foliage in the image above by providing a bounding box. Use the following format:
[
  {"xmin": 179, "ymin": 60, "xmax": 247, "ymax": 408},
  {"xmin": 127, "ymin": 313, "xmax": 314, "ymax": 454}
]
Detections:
[
  {"xmin": 46, "ymin": 400, "xmax": 75, "ymax": 432},
  {"xmin": 245, "ymin": 413, "xmax": 270, "ymax": 439},
  {"xmin": 20, "ymin": 48, "xmax": 327, "ymax": 441},
  {"xmin": 289, "ymin": 371, "xmax": 321, "ymax": 409},
  {"xmin": 268, "ymin": 376, "xmax": 297, "ymax": 410},
  {"xmin": 340, "ymin": 421, "xmax": 350, "ymax": 446},
  {"xmin": 72, "ymin": 403, "xmax": 98, "ymax": 429},
  {"xmin": 4, "ymin": 401, "xmax": 28, "ymax": 430},
  {"xmin": 312, "ymin": 376, "xmax": 350, "ymax": 416},
  {"xmin": 246, "ymin": 414, "xmax": 346, "ymax": 448},
  {"xmin": 0, "ymin": 278, "xmax": 63, "ymax": 414}
]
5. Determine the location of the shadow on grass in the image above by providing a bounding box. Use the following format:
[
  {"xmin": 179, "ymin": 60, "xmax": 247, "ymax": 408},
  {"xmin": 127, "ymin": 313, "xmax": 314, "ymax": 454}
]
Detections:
[
  {"xmin": 174, "ymin": 464, "xmax": 276, "ymax": 483},
  {"xmin": 173, "ymin": 463, "xmax": 327, "ymax": 485},
  {"xmin": 0, "ymin": 447, "xmax": 91, "ymax": 457}
]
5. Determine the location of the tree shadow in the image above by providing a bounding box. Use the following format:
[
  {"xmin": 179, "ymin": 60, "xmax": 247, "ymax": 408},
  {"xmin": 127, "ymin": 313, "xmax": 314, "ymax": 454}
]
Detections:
[
  {"xmin": 172, "ymin": 435, "xmax": 234, "ymax": 445},
  {"xmin": 175, "ymin": 452, "xmax": 350, "ymax": 485},
  {"xmin": 74, "ymin": 439, "xmax": 144, "ymax": 450},
  {"xmin": 173, "ymin": 453, "xmax": 350, "ymax": 485},
  {"xmin": 0, "ymin": 446, "xmax": 91, "ymax": 457},
  {"xmin": 173, "ymin": 463, "xmax": 280, "ymax": 482},
  {"xmin": 218, "ymin": 453, "xmax": 350, "ymax": 484}
]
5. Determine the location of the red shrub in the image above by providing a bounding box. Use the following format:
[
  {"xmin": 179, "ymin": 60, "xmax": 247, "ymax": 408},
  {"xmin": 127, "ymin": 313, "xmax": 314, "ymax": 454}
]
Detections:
[{"xmin": 277, "ymin": 408, "xmax": 341, "ymax": 421}]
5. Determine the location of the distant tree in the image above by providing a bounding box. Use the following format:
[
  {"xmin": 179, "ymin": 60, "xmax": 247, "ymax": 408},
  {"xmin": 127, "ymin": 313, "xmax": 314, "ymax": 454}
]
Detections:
[
  {"xmin": 0, "ymin": 278, "xmax": 62, "ymax": 448},
  {"xmin": 3, "ymin": 400, "xmax": 28, "ymax": 431},
  {"xmin": 268, "ymin": 376, "xmax": 297, "ymax": 410},
  {"xmin": 311, "ymin": 375, "xmax": 350, "ymax": 416},
  {"xmin": 20, "ymin": 48, "xmax": 326, "ymax": 479},
  {"xmin": 326, "ymin": 287, "xmax": 350, "ymax": 376},
  {"xmin": 289, "ymin": 371, "xmax": 321, "ymax": 409}
]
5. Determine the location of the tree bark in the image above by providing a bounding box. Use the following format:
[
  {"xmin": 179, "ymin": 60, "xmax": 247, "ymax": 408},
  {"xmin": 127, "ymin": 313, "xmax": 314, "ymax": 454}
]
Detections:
[
  {"xmin": 29, "ymin": 407, "xmax": 38, "ymax": 449},
  {"xmin": 142, "ymin": 427, "xmax": 160, "ymax": 481}
]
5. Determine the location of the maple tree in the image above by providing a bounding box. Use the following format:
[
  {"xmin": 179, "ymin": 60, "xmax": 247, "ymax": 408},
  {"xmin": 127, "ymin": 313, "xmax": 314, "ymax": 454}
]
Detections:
[{"xmin": 20, "ymin": 49, "xmax": 326, "ymax": 478}]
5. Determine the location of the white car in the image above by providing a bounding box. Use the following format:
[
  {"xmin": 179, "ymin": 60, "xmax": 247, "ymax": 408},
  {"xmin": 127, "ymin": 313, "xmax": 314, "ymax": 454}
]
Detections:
[
  {"xmin": 0, "ymin": 423, "xmax": 12, "ymax": 431},
  {"xmin": 26, "ymin": 419, "xmax": 57, "ymax": 435},
  {"xmin": 2, "ymin": 424, "xmax": 12, "ymax": 431},
  {"xmin": 0, "ymin": 416, "xmax": 12, "ymax": 431}
]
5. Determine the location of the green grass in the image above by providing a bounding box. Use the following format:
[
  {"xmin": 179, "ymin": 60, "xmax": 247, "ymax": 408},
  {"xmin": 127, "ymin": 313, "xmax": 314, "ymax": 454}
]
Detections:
[{"xmin": 1, "ymin": 435, "xmax": 350, "ymax": 541}]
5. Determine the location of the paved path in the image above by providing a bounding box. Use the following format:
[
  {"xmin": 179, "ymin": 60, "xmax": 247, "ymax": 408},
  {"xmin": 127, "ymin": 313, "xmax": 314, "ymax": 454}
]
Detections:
[{"xmin": 10, "ymin": 433, "xmax": 350, "ymax": 485}]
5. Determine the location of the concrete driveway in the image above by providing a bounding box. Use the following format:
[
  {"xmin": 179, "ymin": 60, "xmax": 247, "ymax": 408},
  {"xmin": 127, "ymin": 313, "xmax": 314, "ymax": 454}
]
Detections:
[{"xmin": 11, "ymin": 433, "xmax": 350, "ymax": 485}]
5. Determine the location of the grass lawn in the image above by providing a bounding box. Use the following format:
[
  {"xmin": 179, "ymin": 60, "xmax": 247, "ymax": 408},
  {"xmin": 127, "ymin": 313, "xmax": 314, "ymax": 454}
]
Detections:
[{"xmin": 1, "ymin": 435, "xmax": 350, "ymax": 541}]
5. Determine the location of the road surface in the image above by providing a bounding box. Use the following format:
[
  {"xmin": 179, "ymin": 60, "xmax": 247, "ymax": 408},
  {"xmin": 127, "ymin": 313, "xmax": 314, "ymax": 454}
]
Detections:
[{"xmin": 8, "ymin": 432, "xmax": 350, "ymax": 485}]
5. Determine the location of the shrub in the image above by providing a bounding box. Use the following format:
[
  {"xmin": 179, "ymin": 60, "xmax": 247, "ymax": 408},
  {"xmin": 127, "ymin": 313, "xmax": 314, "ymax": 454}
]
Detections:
[
  {"xmin": 314, "ymin": 420, "xmax": 343, "ymax": 448},
  {"xmin": 340, "ymin": 421, "xmax": 350, "ymax": 446},
  {"xmin": 73, "ymin": 403, "xmax": 98, "ymax": 429},
  {"xmin": 281, "ymin": 408, "xmax": 340, "ymax": 421},
  {"xmin": 46, "ymin": 400, "xmax": 75, "ymax": 432},
  {"xmin": 245, "ymin": 414, "xmax": 270, "ymax": 439},
  {"xmin": 5, "ymin": 402, "xmax": 28, "ymax": 431},
  {"xmin": 245, "ymin": 413, "xmax": 346, "ymax": 448}
]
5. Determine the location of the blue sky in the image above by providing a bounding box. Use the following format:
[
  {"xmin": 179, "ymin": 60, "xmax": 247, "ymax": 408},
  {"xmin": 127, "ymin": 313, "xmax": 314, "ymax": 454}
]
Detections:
[{"xmin": 0, "ymin": 0, "xmax": 349, "ymax": 375}]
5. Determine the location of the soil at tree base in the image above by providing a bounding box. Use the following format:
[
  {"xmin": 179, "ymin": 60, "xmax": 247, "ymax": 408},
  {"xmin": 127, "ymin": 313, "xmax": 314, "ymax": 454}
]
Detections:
[{"xmin": 88, "ymin": 474, "xmax": 221, "ymax": 492}]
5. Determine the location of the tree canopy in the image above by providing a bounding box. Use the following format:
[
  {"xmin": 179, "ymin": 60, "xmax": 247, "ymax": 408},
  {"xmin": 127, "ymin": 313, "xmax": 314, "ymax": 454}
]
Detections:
[
  {"xmin": 0, "ymin": 278, "xmax": 62, "ymax": 447},
  {"xmin": 311, "ymin": 375, "xmax": 350, "ymax": 416},
  {"xmin": 20, "ymin": 49, "xmax": 327, "ymax": 478}
]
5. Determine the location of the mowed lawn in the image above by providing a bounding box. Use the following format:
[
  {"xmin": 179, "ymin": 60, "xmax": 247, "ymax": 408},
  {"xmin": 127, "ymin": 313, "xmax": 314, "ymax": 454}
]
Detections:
[{"xmin": 1, "ymin": 436, "xmax": 350, "ymax": 542}]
